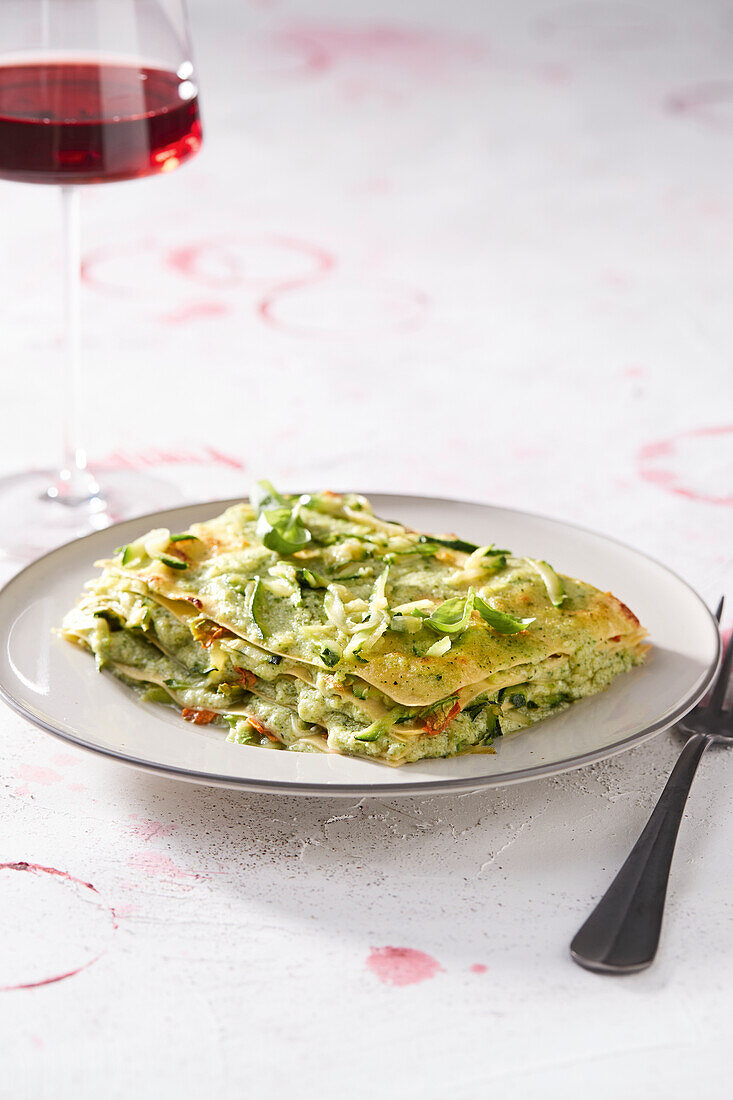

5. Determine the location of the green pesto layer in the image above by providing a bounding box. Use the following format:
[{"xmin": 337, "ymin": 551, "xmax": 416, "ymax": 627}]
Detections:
[{"xmin": 62, "ymin": 593, "xmax": 642, "ymax": 765}]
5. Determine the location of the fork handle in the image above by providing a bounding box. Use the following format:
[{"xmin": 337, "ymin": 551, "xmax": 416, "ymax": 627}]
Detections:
[{"xmin": 570, "ymin": 732, "xmax": 710, "ymax": 973}]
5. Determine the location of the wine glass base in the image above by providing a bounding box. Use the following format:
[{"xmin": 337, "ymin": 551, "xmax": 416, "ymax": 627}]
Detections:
[{"xmin": 0, "ymin": 467, "xmax": 185, "ymax": 567}]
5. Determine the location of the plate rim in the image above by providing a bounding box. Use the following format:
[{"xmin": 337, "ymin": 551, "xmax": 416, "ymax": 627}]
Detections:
[{"xmin": 0, "ymin": 492, "xmax": 721, "ymax": 797}]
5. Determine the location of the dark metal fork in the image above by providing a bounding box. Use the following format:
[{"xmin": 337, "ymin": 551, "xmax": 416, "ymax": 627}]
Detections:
[{"xmin": 570, "ymin": 597, "xmax": 731, "ymax": 974}]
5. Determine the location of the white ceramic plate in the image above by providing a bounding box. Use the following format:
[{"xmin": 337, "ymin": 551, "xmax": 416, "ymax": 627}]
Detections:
[{"xmin": 0, "ymin": 495, "xmax": 720, "ymax": 797}]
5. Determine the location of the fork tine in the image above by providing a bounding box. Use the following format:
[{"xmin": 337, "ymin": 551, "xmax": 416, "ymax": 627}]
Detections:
[
  {"xmin": 714, "ymin": 596, "xmax": 725, "ymax": 623},
  {"xmin": 708, "ymin": 629, "xmax": 733, "ymax": 715}
]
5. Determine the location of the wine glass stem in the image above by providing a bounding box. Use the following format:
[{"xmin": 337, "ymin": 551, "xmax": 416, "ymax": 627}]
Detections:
[{"xmin": 47, "ymin": 185, "xmax": 101, "ymax": 506}]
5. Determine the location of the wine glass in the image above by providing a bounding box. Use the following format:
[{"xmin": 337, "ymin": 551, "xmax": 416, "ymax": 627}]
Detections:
[{"xmin": 0, "ymin": 0, "xmax": 202, "ymax": 561}]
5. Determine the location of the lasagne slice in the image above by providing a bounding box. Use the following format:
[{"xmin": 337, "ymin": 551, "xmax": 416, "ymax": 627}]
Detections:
[{"xmin": 61, "ymin": 486, "xmax": 648, "ymax": 765}]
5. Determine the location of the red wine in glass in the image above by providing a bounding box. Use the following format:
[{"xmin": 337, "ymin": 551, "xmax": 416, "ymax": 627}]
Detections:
[
  {"xmin": 0, "ymin": 60, "xmax": 202, "ymax": 184},
  {"xmin": 0, "ymin": 0, "xmax": 203, "ymax": 565}
]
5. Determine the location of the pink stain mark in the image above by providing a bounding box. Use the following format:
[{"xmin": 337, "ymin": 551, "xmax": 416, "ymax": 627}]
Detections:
[
  {"xmin": 698, "ymin": 198, "xmax": 726, "ymax": 219},
  {"xmin": 94, "ymin": 445, "xmax": 246, "ymax": 474},
  {"xmin": 537, "ymin": 62, "xmax": 572, "ymax": 86},
  {"xmin": 166, "ymin": 235, "xmax": 335, "ymax": 293},
  {"xmin": 623, "ymin": 365, "xmax": 644, "ymax": 379},
  {"xmin": 204, "ymin": 446, "xmax": 247, "ymax": 472},
  {"xmin": 14, "ymin": 765, "xmax": 63, "ymax": 797},
  {"xmin": 265, "ymin": 32, "xmax": 332, "ymax": 77},
  {"xmin": 358, "ymin": 175, "xmax": 391, "ymax": 195},
  {"xmin": 128, "ymin": 816, "xmax": 176, "ymax": 843},
  {"xmin": 66, "ymin": 783, "xmax": 86, "ymax": 793},
  {"xmin": 159, "ymin": 301, "xmax": 232, "ymax": 325},
  {"xmin": 15, "ymin": 765, "xmax": 61, "ymax": 785},
  {"xmin": 80, "ymin": 238, "xmax": 183, "ymax": 300},
  {"xmin": 81, "ymin": 241, "xmax": 147, "ymax": 296},
  {"xmin": 112, "ymin": 903, "xmax": 140, "ymax": 918},
  {"xmin": 83, "ymin": 236, "xmax": 335, "ymax": 312},
  {"xmin": 666, "ymin": 82, "xmax": 733, "ymax": 131},
  {"xmin": 274, "ymin": 22, "xmax": 488, "ymax": 78},
  {"xmin": 366, "ymin": 946, "xmax": 443, "ymax": 987},
  {"xmin": 0, "ymin": 862, "xmax": 117, "ymax": 992},
  {"xmin": 127, "ymin": 851, "xmax": 198, "ymax": 881},
  {"xmin": 258, "ymin": 282, "xmax": 429, "ymax": 340},
  {"xmin": 470, "ymin": 964, "xmax": 488, "ymax": 974},
  {"xmin": 599, "ymin": 270, "xmax": 631, "ymax": 290},
  {"xmin": 51, "ymin": 753, "xmax": 79, "ymax": 768},
  {"xmin": 638, "ymin": 425, "xmax": 733, "ymax": 507}
]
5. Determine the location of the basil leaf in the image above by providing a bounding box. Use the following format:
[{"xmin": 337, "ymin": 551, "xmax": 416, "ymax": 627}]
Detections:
[
  {"xmin": 419, "ymin": 534, "xmax": 479, "ymax": 554},
  {"xmin": 257, "ymin": 506, "xmax": 311, "ymax": 555},
  {"xmin": 473, "ymin": 594, "xmax": 534, "ymax": 634},
  {"xmin": 251, "ymin": 479, "xmax": 288, "ymax": 517},
  {"xmin": 425, "ymin": 592, "xmax": 475, "ymax": 635}
]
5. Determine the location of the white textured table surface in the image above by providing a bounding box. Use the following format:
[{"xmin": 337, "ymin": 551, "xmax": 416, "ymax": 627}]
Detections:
[{"xmin": 1, "ymin": 1, "xmax": 732, "ymax": 1096}]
